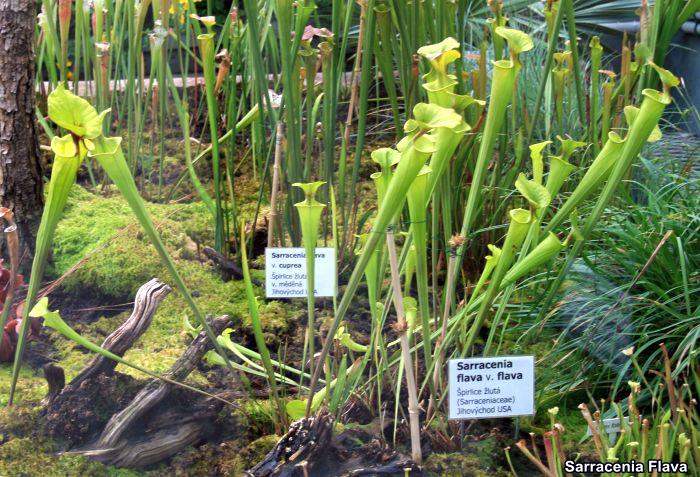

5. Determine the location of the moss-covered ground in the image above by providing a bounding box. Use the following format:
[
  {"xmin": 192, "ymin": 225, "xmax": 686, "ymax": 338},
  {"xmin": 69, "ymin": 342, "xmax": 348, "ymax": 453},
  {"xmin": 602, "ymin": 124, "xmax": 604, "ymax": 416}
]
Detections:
[
  {"xmin": 0, "ymin": 182, "xmax": 585, "ymax": 475},
  {"xmin": 0, "ymin": 145, "xmax": 595, "ymax": 476},
  {"xmin": 0, "ymin": 183, "xmax": 294, "ymax": 475}
]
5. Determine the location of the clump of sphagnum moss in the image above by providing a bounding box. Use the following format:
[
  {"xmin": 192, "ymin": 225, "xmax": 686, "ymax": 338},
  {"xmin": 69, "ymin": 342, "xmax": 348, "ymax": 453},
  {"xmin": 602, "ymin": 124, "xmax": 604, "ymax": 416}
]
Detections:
[{"xmin": 49, "ymin": 186, "xmax": 293, "ymax": 376}]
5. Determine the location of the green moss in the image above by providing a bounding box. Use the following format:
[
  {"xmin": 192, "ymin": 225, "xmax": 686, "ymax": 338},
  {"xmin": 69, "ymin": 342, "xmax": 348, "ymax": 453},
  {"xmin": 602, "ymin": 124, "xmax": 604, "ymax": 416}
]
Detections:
[
  {"xmin": 0, "ymin": 404, "xmax": 42, "ymax": 438},
  {"xmin": 52, "ymin": 186, "xmax": 213, "ymax": 298},
  {"xmin": 45, "ymin": 186, "xmax": 294, "ymax": 378},
  {"xmin": 0, "ymin": 366, "xmax": 47, "ymax": 407},
  {"xmin": 0, "ymin": 437, "xmax": 140, "ymax": 477},
  {"xmin": 424, "ymin": 435, "xmax": 508, "ymax": 477},
  {"xmin": 424, "ymin": 451, "xmax": 508, "ymax": 477},
  {"xmin": 255, "ymin": 301, "xmax": 294, "ymax": 346},
  {"xmin": 235, "ymin": 399, "xmax": 276, "ymax": 436},
  {"xmin": 224, "ymin": 434, "xmax": 278, "ymax": 475}
]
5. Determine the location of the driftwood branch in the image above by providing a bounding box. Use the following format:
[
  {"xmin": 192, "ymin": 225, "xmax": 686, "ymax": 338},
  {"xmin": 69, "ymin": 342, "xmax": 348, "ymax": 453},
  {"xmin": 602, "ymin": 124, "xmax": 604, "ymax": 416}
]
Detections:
[
  {"xmin": 42, "ymin": 279, "xmax": 173, "ymax": 445},
  {"xmin": 96, "ymin": 314, "xmax": 230, "ymax": 450},
  {"xmin": 70, "ymin": 278, "xmax": 172, "ymax": 388},
  {"xmin": 246, "ymin": 412, "xmax": 419, "ymax": 477},
  {"xmin": 44, "ymin": 279, "xmax": 238, "ymax": 468},
  {"xmin": 74, "ymin": 314, "xmax": 232, "ymax": 467}
]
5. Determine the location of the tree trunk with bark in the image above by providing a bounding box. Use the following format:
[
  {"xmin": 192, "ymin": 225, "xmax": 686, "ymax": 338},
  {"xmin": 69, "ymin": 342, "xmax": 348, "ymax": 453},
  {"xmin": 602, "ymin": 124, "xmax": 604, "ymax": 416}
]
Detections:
[{"xmin": 0, "ymin": 0, "xmax": 43, "ymax": 260}]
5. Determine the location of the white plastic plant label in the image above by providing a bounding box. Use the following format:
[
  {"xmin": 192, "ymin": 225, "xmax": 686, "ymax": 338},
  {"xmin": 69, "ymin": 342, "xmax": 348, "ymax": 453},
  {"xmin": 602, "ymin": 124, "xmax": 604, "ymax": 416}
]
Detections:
[
  {"xmin": 265, "ymin": 247, "xmax": 336, "ymax": 298},
  {"xmin": 448, "ymin": 355, "xmax": 535, "ymax": 420},
  {"xmin": 585, "ymin": 417, "xmax": 629, "ymax": 444}
]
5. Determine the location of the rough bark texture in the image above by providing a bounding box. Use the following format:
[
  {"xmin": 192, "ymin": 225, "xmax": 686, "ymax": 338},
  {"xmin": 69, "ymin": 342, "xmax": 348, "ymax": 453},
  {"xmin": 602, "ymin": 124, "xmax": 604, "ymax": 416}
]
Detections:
[{"xmin": 0, "ymin": 0, "xmax": 43, "ymax": 259}]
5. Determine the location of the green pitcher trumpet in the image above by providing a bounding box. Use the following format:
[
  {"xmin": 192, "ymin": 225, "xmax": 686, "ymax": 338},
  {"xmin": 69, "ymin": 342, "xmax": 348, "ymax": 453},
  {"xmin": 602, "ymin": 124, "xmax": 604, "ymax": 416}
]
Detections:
[
  {"xmin": 545, "ymin": 132, "xmax": 626, "ymax": 234},
  {"xmin": 335, "ymin": 325, "xmax": 369, "ymax": 353},
  {"xmin": 48, "ymin": 83, "xmax": 109, "ymax": 141},
  {"xmin": 545, "ymin": 155, "xmax": 576, "ymax": 198},
  {"xmin": 418, "ymin": 38, "xmax": 474, "ymax": 108},
  {"xmin": 356, "ymin": 233, "xmax": 380, "ymax": 319},
  {"xmin": 10, "ymin": 84, "xmax": 110, "ymax": 403},
  {"xmin": 497, "ymin": 209, "xmax": 533, "ymax": 268},
  {"xmin": 404, "ymin": 103, "xmax": 464, "ymax": 134},
  {"xmin": 456, "ymin": 27, "xmax": 532, "ymax": 253},
  {"xmin": 425, "ymin": 118, "xmax": 471, "ymax": 199},
  {"xmin": 403, "ymin": 243, "xmax": 417, "ymax": 297},
  {"xmin": 197, "ymin": 30, "xmax": 225, "ymax": 252},
  {"xmin": 370, "ymin": 148, "xmax": 401, "ymax": 209},
  {"xmin": 552, "ymin": 51, "xmax": 572, "ymax": 128},
  {"xmin": 557, "ymin": 136, "xmax": 587, "ymax": 160},
  {"xmin": 189, "ymin": 14, "xmax": 216, "ymax": 32},
  {"xmin": 468, "ymin": 244, "xmax": 502, "ymax": 305},
  {"xmin": 403, "ymin": 297, "xmax": 419, "ymax": 334},
  {"xmin": 648, "ymin": 62, "xmax": 680, "ymax": 94},
  {"xmin": 546, "ymin": 135, "xmax": 584, "ymax": 199},
  {"xmin": 544, "ymin": 0, "xmax": 560, "ymax": 38},
  {"xmin": 623, "ymin": 105, "xmax": 662, "ymax": 143},
  {"xmin": 407, "ymin": 166, "xmax": 433, "ymax": 369},
  {"xmin": 417, "ymin": 37, "xmax": 460, "ymax": 86},
  {"xmin": 370, "ymin": 172, "xmax": 386, "ymax": 210},
  {"xmin": 422, "ymin": 79, "xmax": 459, "ymax": 108},
  {"xmin": 589, "ymin": 36, "xmax": 603, "ymax": 153},
  {"xmin": 486, "ymin": 12, "xmax": 508, "ymax": 60},
  {"xmin": 496, "ymin": 27, "xmax": 534, "ymax": 66},
  {"xmin": 529, "ymin": 140, "xmax": 552, "ymax": 185},
  {"xmin": 545, "ymin": 91, "xmax": 665, "ymax": 234},
  {"xmin": 293, "ymin": 181, "xmax": 326, "ymax": 381},
  {"xmin": 463, "ymin": 208, "xmax": 532, "ymax": 352},
  {"xmin": 502, "ymin": 232, "xmax": 566, "ymax": 286},
  {"xmin": 403, "ymin": 103, "xmax": 465, "ymax": 200},
  {"xmin": 600, "ymin": 70, "xmax": 616, "ymax": 144}
]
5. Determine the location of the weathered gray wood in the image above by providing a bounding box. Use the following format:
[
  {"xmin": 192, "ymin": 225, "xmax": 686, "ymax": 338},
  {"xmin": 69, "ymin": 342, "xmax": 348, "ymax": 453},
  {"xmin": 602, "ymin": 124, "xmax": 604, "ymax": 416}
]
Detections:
[
  {"xmin": 69, "ymin": 278, "xmax": 172, "ymax": 388},
  {"xmin": 96, "ymin": 314, "xmax": 230, "ymax": 449},
  {"xmin": 96, "ymin": 422, "xmax": 203, "ymax": 468},
  {"xmin": 44, "ymin": 279, "xmax": 236, "ymax": 467},
  {"xmin": 42, "ymin": 279, "xmax": 173, "ymax": 445}
]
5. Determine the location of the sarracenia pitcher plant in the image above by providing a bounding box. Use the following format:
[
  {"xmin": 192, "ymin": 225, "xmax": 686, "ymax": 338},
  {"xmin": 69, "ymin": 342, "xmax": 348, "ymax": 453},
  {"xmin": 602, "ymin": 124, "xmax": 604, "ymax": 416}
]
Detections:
[
  {"xmin": 306, "ymin": 27, "xmax": 534, "ymax": 414},
  {"xmin": 425, "ymin": 64, "xmax": 677, "ymax": 364},
  {"xmin": 454, "ymin": 26, "xmax": 533, "ymax": 272},
  {"xmin": 406, "ymin": 166, "xmax": 433, "ymax": 371},
  {"xmin": 9, "ymin": 85, "xmax": 238, "ymax": 404},
  {"xmin": 9, "ymin": 84, "xmax": 105, "ymax": 403},
  {"xmin": 306, "ymin": 106, "xmax": 444, "ymax": 414},
  {"xmin": 293, "ymin": 181, "xmax": 326, "ymax": 380},
  {"xmin": 530, "ymin": 62, "xmax": 678, "ymax": 325},
  {"xmin": 197, "ymin": 27, "xmax": 226, "ymax": 253},
  {"xmin": 461, "ymin": 208, "xmax": 531, "ymax": 352}
]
